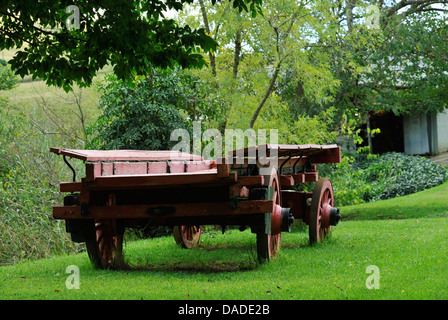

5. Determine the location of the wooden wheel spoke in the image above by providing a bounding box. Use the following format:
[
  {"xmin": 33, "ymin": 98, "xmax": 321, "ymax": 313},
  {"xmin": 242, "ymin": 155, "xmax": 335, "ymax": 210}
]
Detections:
[
  {"xmin": 173, "ymin": 225, "xmax": 201, "ymax": 249},
  {"xmin": 86, "ymin": 219, "xmax": 124, "ymax": 269}
]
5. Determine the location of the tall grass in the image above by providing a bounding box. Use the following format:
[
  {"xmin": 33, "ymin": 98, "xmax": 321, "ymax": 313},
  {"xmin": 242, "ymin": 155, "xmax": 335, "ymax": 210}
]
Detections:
[
  {"xmin": 0, "ymin": 83, "xmax": 95, "ymax": 265},
  {"xmin": 0, "ymin": 109, "xmax": 82, "ymax": 264}
]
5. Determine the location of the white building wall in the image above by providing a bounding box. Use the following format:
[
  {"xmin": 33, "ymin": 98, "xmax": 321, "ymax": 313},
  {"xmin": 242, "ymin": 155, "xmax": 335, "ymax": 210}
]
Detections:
[
  {"xmin": 437, "ymin": 109, "xmax": 448, "ymax": 154},
  {"xmin": 403, "ymin": 114, "xmax": 430, "ymax": 155}
]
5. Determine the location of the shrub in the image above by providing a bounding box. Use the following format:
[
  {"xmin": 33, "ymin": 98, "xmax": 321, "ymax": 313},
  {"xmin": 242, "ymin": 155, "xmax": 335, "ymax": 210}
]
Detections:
[
  {"xmin": 323, "ymin": 152, "xmax": 448, "ymax": 207},
  {"xmin": 367, "ymin": 153, "xmax": 448, "ymax": 201},
  {"xmin": 0, "ymin": 63, "xmax": 18, "ymax": 91},
  {"xmin": 87, "ymin": 71, "xmax": 189, "ymax": 151}
]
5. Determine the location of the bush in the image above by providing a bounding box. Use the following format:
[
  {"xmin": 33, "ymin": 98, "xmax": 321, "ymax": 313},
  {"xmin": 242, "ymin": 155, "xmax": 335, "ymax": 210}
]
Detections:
[
  {"xmin": 0, "ymin": 63, "xmax": 18, "ymax": 91},
  {"xmin": 323, "ymin": 152, "xmax": 448, "ymax": 207},
  {"xmin": 366, "ymin": 153, "xmax": 448, "ymax": 201},
  {"xmin": 87, "ymin": 71, "xmax": 189, "ymax": 151}
]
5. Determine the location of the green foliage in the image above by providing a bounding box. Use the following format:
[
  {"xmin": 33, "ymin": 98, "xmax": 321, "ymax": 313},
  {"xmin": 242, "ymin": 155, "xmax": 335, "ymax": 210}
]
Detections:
[
  {"xmin": 180, "ymin": 0, "xmax": 342, "ymax": 130},
  {"xmin": 342, "ymin": 179, "xmax": 448, "ymax": 221},
  {"xmin": 0, "ymin": 62, "xmax": 18, "ymax": 91},
  {"xmin": 87, "ymin": 71, "xmax": 189, "ymax": 151},
  {"xmin": 255, "ymin": 102, "xmax": 339, "ymax": 145},
  {"xmin": 324, "ymin": 152, "xmax": 448, "ymax": 207},
  {"xmin": 0, "ymin": 0, "xmax": 262, "ymax": 91},
  {"xmin": 0, "ymin": 98, "xmax": 80, "ymax": 265},
  {"xmin": 365, "ymin": 153, "xmax": 448, "ymax": 201},
  {"xmin": 365, "ymin": 10, "xmax": 448, "ymax": 115}
]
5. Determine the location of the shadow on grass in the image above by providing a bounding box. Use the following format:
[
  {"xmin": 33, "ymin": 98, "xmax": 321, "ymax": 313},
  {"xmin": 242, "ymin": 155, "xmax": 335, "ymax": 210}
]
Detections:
[
  {"xmin": 112, "ymin": 259, "xmax": 259, "ymax": 273},
  {"xmin": 107, "ymin": 242, "xmax": 314, "ymax": 273},
  {"xmin": 105, "ymin": 226, "xmax": 321, "ymax": 273},
  {"xmin": 106, "ymin": 244, "xmax": 260, "ymax": 273}
]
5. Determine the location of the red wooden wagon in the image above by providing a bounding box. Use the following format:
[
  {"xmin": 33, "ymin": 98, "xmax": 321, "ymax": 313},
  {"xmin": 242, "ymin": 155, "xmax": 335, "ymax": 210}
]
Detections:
[{"xmin": 51, "ymin": 144, "xmax": 341, "ymax": 269}]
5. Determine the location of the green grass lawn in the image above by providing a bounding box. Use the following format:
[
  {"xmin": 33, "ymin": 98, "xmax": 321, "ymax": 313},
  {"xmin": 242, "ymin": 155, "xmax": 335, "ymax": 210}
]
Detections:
[
  {"xmin": 1, "ymin": 181, "xmax": 448, "ymax": 300},
  {"xmin": 342, "ymin": 179, "xmax": 448, "ymax": 220}
]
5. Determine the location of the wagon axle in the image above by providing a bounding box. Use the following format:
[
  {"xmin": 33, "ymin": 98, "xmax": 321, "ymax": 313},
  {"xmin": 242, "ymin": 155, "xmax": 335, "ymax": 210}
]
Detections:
[{"xmin": 272, "ymin": 204, "xmax": 294, "ymax": 234}]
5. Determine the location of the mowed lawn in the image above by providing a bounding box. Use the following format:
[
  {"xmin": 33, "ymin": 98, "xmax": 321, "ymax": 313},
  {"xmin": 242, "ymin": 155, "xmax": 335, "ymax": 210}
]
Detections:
[{"xmin": 1, "ymin": 182, "xmax": 448, "ymax": 300}]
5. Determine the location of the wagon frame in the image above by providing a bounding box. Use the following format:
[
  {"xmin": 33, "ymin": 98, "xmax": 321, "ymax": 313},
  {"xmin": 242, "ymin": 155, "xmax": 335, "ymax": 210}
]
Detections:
[{"xmin": 51, "ymin": 144, "xmax": 342, "ymax": 269}]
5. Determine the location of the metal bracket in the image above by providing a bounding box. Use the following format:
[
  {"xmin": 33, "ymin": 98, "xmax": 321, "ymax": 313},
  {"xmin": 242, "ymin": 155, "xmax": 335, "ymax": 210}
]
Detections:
[
  {"xmin": 279, "ymin": 151, "xmax": 293, "ymax": 175},
  {"xmin": 303, "ymin": 151, "xmax": 316, "ymax": 173},
  {"xmin": 292, "ymin": 151, "xmax": 305, "ymax": 174},
  {"xmin": 63, "ymin": 155, "xmax": 77, "ymax": 182}
]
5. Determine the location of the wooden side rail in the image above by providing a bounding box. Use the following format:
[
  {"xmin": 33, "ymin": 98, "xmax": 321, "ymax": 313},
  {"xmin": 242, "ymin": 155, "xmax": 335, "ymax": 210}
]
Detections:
[
  {"xmin": 85, "ymin": 160, "xmax": 217, "ymax": 181},
  {"xmin": 53, "ymin": 200, "xmax": 274, "ymax": 220}
]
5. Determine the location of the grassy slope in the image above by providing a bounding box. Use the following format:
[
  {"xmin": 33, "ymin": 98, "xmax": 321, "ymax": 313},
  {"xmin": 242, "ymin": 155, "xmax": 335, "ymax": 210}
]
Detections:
[
  {"xmin": 1, "ymin": 181, "xmax": 448, "ymax": 300},
  {"xmin": 2, "ymin": 49, "xmax": 107, "ymax": 130},
  {"xmin": 341, "ymin": 179, "xmax": 448, "ymax": 220}
]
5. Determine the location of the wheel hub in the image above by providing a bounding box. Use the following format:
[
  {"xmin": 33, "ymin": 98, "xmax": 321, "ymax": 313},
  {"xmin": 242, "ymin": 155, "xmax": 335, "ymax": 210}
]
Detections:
[
  {"xmin": 271, "ymin": 204, "xmax": 293, "ymax": 234},
  {"xmin": 320, "ymin": 203, "xmax": 341, "ymax": 228}
]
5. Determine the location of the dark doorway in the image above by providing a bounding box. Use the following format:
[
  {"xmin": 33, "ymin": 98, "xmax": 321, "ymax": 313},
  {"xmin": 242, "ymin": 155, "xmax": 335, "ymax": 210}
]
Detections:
[{"xmin": 362, "ymin": 112, "xmax": 404, "ymax": 154}]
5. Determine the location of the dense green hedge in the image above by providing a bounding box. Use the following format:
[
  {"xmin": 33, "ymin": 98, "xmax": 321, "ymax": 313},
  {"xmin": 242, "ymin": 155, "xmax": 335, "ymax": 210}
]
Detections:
[
  {"xmin": 322, "ymin": 152, "xmax": 448, "ymax": 207},
  {"xmin": 362, "ymin": 153, "xmax": 448, "ymax": 201}
]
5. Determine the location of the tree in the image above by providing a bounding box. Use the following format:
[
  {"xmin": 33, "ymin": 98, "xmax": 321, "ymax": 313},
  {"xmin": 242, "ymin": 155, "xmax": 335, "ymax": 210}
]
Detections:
[
  {"xmin": 0, "ymin": 59, "xmax": 18, "ymax": 91},
  {"xmin": 0, "ymin": 0, "xmax": 262, "ymax": 91},
  {"xmin": 180, "ymin": 0, "xmax": 342, "ymax": 132},
  {"xmin": 87, "ymin": 71, "xmax": 189, "ymax": 151},
  {"xmin": 367, "ymin": 9, "xmax": 448, "ymax": 115},
  {"xmin": 281, "ymin": 1, "xmax": 448, "ymax": 139}
]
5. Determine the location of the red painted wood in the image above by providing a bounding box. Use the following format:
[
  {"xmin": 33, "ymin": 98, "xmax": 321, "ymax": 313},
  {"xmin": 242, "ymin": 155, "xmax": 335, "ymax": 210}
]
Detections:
[
  {"xmin": 148, "ymin": 162, "xmax": 168, "ymax": 174},
  {"xmin": 237, "ymin": 175, "xmax": 264, "ymax": 186},
  {"xmin": 114, "ymin": 162, "xmax": 148, "ymax": 175},
  {"xmin": 87, "ymin": 171, "xmax": 224, "ymax": 189},
  {"xmin": 53, "ymin": 200, "xmax": 274, "ymax": 220},
  {"xmin": 102, "ymin": 162, "xmax": 114, "ymax": 176},
  {"xmin": 228, "ymin": 144, "xmax": 341, "ymax": 164},
  {"xmin": 281, "ymin": 190, "xmax": 310, "ymax": 220},
  {"xmin": 217, "ymin": 157, "xmax": 230, "ymax": 177},
  {"xmin": 50, "ymin": 148, "xmax": 203, "ymax": 162},
  {"xmin": 291, "ymin": 174, "xmax": 305, "ymax": 184},
  {"xmin": 305, "ymin": 172, "xmax": 319, "ymax": 182},
  {"xmin": 168, "ymin": 161, "xmax": 186, "ymax": 173},
  {"xmin": 86, "ymin": 162, "xmax": 102, "ymax": 181},
  {"xmin": 60, "ymin": 182, "xmax": 83, "ymax": 192},
  {"xmin": 186, "ymin": 160, "xmax": 214, "ymax": 172},
  {"xmin": 280, "ymin": 175, "xmax": 295, "ymax": 187}
]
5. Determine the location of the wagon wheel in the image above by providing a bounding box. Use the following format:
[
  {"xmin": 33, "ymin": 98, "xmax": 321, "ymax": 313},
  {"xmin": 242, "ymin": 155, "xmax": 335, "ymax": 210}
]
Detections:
[
  {"xmin": 309, "ymin": 178, "xmax": 334, "ymax": 245},
  {"xmin": 85, "ymin": 219, "xmax": 124, "ymax": 269},
  {"xmin": 173, "ymin": 225, "xmax": 201, "ymax": 249},
  {"xmin": 257, "ymin": 168, "xmax": 282, "ymax": 263}
]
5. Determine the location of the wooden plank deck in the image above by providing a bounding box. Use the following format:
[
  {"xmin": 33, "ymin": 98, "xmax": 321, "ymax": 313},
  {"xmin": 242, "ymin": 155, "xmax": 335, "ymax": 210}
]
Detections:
[
  {"xmin": 229, "ymin": 144, "xmax": 341, "ymax": 164},
  {"xmin": 50, "ymin": 148, "xmax": 204, "ymax": 162}
]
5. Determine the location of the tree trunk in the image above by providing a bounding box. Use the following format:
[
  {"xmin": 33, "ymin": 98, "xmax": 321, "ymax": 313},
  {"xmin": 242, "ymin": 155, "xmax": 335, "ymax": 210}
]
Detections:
[
  {"xmin": 199, "ymin": 0, "xmax": 216, "ymax": 77},
  {"xmin": 366, "ymin": 113, "xmax": 373, "ymax": 154},
  {"xmin": 233, "ymin": 28, "xmax": 242, "ymax": 78},
  {"xmin": 249, "ymin": 63, "xmax": 281, "ymax": 128}
]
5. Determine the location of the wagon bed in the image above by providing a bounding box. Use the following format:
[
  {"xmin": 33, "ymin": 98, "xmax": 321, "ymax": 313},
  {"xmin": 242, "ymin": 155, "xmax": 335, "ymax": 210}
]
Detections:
[{"xmin": 51, "ymin": 144, "xmax": 342, "ymax": 269}]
